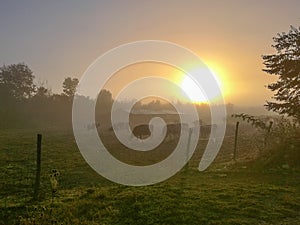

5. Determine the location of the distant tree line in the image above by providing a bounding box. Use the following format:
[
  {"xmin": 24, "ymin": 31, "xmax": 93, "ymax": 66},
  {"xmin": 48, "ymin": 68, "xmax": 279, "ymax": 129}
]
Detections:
[
  {"xmin": 0, "ymin": 63, "xmax": 114, "ymax": 129},
  {"xmin": 0, "ymin": 63, "xmax": 216, "ymax": 130}
]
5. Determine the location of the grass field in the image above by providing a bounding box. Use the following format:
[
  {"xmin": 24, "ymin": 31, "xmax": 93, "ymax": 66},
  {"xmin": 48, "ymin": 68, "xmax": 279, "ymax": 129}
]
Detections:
[{"xmin": 1, "ymin": 128, "xmax": 300, "ymax": 224}]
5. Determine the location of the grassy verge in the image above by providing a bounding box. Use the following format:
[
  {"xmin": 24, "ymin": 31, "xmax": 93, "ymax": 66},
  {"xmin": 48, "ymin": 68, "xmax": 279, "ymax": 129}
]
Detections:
[{"xmin": 0, "ymin": 129, "xmax": 299, "ymax": 224}]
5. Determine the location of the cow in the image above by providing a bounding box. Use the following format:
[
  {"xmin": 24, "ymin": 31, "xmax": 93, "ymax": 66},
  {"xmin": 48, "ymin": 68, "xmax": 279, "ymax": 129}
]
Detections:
[
  {"xmin": 132, "ymin": 123, "xmax": 190, "ymax": 140},
  {"xmin": 132, "ymin": 124, "xmax": 153, "ymax": 139},
  {"xmin": 198, "ymin": 124, "xmax": 218, "ymax": 138},
  {"xmin": 163, "ymin": 123, "xmax": 189, "ymax": 140}
]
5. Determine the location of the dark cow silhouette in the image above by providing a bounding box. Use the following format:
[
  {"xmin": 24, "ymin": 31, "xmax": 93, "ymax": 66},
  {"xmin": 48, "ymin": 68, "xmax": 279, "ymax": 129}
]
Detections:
[
  {"xmin": 132, "ymin": 123, "xmax": 190, "ymax": 140},
  {"xmin": 199, "ymin": 124, "xmax": 218, "ymax": 137},
  {"xmin": 132, "ymin": 124, "xmax": 153, "ymax": 139},
  {"xmin": 163, "ymin": 123, "xmax": 189, "ymax": 138},
  {"xmin": 165, "ymin": 123, "xmax": 181, "ymax": 135}
]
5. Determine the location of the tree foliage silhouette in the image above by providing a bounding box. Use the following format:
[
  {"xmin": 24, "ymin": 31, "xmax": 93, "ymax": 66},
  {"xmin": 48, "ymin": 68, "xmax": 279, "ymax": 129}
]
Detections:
[
  {"xmin": 262, "ymin": 26, "xmax": 300, "ymax": 122},
  {"xmin": 62, "ymin": 77, "xmax": 79, "ymax": 98},
  {"xmin": 0, "ymin": 63, "xmax": 36, "ymax": 99}
]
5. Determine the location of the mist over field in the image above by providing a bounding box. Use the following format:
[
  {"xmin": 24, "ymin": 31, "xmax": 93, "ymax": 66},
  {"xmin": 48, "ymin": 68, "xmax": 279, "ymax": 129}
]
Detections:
[{"xmin": 1, "ymin": 1, "xmax": 300, "ymax": 224}]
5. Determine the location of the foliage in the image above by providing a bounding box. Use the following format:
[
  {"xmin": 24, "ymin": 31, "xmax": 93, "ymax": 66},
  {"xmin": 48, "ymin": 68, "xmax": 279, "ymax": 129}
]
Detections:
[
  {"xmin": 34, "ymin": 86, "xmax": 51, "ymax": 99},
  {"xmin": 49, "ymin": 169, "xmax": 60, "ymax": 196},
  {"xmin": 263, "ymin": 117, "xmax": 300, "ymax": 168},
  {"xmin": 97, "ymin": 89, "xmax": 113, "ymax": 111},
  {"xmin": 232, "ymin": 113, "xmax": 274, "ymax": 155},
  {"xmin": 0, "ymin": 63, "xmax": 112, "ymax": 129},
  {"xmin": 231, "ymin": 113, "xmax": 272, "ymax": 130},
  {"xmin": 233, "ymin": 113, "xmax": 300, "ymax": 167},
  {"xmin": 262, "ymin": 26, "xmax": 300, "ymax": 122},
  {"xmin": 0, "ymin": 63, "xmax": 36, "ymax": 99},
  {"xmin": 62, "ymin": 77, "xmax": 79, "ymax": 98}
]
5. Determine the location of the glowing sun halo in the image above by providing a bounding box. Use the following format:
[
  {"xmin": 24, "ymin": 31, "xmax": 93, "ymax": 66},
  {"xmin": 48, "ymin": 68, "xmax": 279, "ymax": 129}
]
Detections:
[
  {"xmin": 180, "ymin": 76, "xmax": 208, "ymax": 103},
  {"xmin": 178, "ymin": 66, "xmax": 225, "ymax": 104}
]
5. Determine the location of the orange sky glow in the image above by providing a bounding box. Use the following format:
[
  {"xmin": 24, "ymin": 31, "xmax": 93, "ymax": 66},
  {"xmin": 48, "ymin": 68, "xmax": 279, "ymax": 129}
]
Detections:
[{"xmin": 1, "ymin": 1, "xmax": 299, "ymax": 107}]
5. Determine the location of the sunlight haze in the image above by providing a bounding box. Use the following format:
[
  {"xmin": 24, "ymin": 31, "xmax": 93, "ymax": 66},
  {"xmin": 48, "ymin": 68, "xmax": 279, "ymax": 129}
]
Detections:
[{"xmin": 1, "ymin": 0, "xmax": 299, "ymax": 106}]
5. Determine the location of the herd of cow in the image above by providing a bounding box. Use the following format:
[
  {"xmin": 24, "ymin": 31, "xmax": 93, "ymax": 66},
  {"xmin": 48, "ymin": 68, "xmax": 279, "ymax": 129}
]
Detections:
[
  {"xmin": 131, "ymin": 123, "xmax": 184, "ymax": 139},
  {"xmin": 84, "ymin": 121, "xmax": 216, "ymax": 139},
  {"xmin": 130, "ymin": 123, "xmax": 217, "ymax": 139}
]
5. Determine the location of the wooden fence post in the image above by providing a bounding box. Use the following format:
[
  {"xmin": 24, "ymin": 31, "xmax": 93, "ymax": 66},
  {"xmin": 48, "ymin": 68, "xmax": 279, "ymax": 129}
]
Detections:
[
  {"xmin": 33, "ymin": 134, "xmax": 42, "ymax": 200},
  {"xmin": 233, "ymin": 122, "xmax": 239, "ymax": 161},
  {"xmin": 186, "ymin": 128, "xmax": 193, "ymax": 168}
]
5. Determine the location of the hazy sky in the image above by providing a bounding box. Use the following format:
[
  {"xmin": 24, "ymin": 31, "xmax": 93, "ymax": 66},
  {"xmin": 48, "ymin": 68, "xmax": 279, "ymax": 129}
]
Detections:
[{"xmin": 1, "ymin": 0, "xmax": 299, "ymax": 106}]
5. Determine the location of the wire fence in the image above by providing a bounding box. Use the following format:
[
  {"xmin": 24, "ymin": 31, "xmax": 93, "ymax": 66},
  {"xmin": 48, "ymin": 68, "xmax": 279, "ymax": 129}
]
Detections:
[{"xmin": 0, "ymin": 124, "xmax": 266, "ymax": 206}]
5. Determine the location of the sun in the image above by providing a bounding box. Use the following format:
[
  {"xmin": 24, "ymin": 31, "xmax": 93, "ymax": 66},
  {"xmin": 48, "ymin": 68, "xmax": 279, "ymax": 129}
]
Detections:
[
  {"xmin": 180, "ymin": 76, "xmax": 208, "ymax": 104},
  {"xmin": 176, "ymin": 62, "xmax": 227, "ymax": 104}
]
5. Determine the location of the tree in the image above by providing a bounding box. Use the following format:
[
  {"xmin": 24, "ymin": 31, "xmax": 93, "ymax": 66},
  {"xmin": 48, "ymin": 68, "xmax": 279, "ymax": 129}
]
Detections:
[
  {"xmin": 62, "ymin": 77, "xmax": 79, "ymax": 98},
  {"xmin": 0, "ymin": 63, "xmax": 36, "ymax": 99},
  {"xmin": 34, "ymin": 86, "xmax": 51, "ymax": 98},
  {"xmin": 262, "ymin": 26, "xmax": 300, "ymax": 122},
  {"xmin": 98, "ymin": 89, "xmax": 113, "ymax": 105},
  {"xmin": 96, "ymin": 89, "xmax": 113, "ymax": 113}
]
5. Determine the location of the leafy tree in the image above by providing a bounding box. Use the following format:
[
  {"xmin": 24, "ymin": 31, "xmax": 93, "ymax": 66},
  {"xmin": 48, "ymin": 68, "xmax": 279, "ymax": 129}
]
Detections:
[
  {"xmin": 62, "ymin": 77, "xmax": 79, "ymax": 98},
  {"xmin": 96, "ymin": 89, "xmax": 113, "ymax": 112},
  {"xmin": 34, "ymin": 86, "xmax": 51, "ymax": 98},
  {"xmin": 0, "ymin": 63, "xmax": 36, "ymax": 99},
  {"xmin": 262, "ymin": 26, "xmax": 300, "ymax": 122},
  {"xmin": 98, "ymin": 89, "xmax": 112, "ymax": 103}
]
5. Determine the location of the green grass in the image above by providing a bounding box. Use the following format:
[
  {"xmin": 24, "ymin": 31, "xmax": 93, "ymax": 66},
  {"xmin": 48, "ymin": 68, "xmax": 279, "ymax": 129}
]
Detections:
[{"xmin": 1, "ymin": 128, "xmax": 300, "ymax": 224}]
